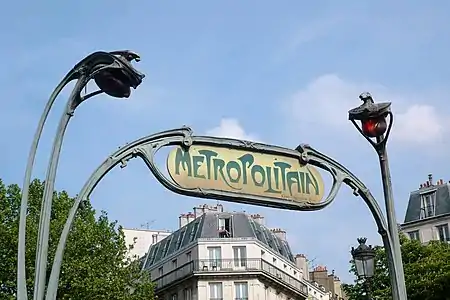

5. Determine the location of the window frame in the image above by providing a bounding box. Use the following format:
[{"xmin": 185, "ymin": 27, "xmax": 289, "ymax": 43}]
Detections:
[
  {"xmin": 207, "ymin": 246, "xmax": 222, "ymax": 268},
  {"xmin": 183, "ymin": 288, "xmax": 192, "ymax": 300},
  {"xmin": 407, "ymin": 230, "xmax": 420, "ymax": 242},
  {"xmin": 233, "ymin": 246, "xmax": 247, "ymax": 267},
  {"xmin": 419, "ymin": 191, "xmax": 436, "ymax": 219},
  {"xmin": 234, "ymin": 281, "xmax": 249, "ymax": 299},
  {"xmin": 436, "ymin": 224, "xmax": 450, "ymax": 241},
  {"xmin": 209, "ymin": 282, "xmax": 223, "ymax": 299}
]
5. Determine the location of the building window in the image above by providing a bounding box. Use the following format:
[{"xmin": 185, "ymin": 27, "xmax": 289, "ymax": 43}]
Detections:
[
  {"xmin": 408, "ymin": 230, "xmax": 420, "ymax": 241},
  {"xmin": 171, "ymin": 293, "xmax": 178, "ymax": 300},
  {"xmin": 158, "ymin": 266, "xmax": 163, "ymax": 277},
  {"xmin": 186, "ymin": 251, "xmax": 192, "ymax": 261},
  {"xmin": 235, "ymin": 282, "xmax": 249, "ymax": 300},
  {"xmin": 436, "ymin": 224, "xmax": 450, "ymax": 242},
  {"xmin": 184, "ymin": 288, "xmax": 192, "ymax": 300},
  {"xmin": 218, "ymin": 217, "xmax": 232, "ymax": 237},
  {"xmin": 209, "ymin": 282, "xmax": 223, "ymax": 299},
  {"xmin": 172, "ymin": 259, "xmax": 178, "ymax": 269},
  {"xmin": 233, "ymin": 246, "xmax": 247, "ymax": 267},
  {"xmin": 420, "ymin": 192, "xmax": 436, "ymax": 219},
  {"xmin": 208, "ymin": 247, "xmax": 222, "ymax": 268}
]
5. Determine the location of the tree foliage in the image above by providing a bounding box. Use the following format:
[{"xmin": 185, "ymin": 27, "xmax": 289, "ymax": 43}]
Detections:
[
  {"xmin": 0, "ymin": 178, "xmax": 155, "ymax": 300},
  {"xmin": 342, "ymin": 234, "xmax": 450, "ymax": 300}
]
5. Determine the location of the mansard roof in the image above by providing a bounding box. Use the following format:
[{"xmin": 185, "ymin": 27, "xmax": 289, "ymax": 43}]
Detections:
[{"xmin": 144, "ymin": 212, "xmax": 295, "ymax": 268}]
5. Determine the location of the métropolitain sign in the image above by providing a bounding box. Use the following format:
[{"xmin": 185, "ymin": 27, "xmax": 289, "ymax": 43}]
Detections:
[{"xmin": 167, "ymin": 145, "xmax": 325, "ymax": 204}]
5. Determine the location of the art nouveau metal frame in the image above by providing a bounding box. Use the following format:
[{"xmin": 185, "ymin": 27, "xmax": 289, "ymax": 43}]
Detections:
[{"xmin": 45, "ymin": 126, "xmax": 404, "ymax": 300}]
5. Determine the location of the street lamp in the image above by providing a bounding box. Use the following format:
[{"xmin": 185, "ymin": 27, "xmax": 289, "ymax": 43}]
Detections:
[
  {"xmin": 351, "ymin": 237, "xmax": 375, "ymax": 279},
  {"xmin": 351, "ymin": 238, "xmax": 375, "ymax": 299},
  {"xmin": 348, "ymin": 93, "xmax": 407, "ymax": 300},
  {"xmin": 17, "ymin": 50, "xmax": 144, "ymax": 300},
  {"xmin": 348, "ymin": 92, "xmax": 392, "ymax": 142}
]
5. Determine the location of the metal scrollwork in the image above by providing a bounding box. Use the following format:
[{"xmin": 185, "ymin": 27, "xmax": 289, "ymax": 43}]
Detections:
[{"xmin": 47, "ymin": 126, "xmax": 402, "ymax": 300}]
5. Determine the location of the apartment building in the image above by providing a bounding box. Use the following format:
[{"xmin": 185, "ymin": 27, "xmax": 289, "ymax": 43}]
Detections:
[
  {"xmin": 401, "ymin": 174, "xmax": 450, "ymax": 244},
  {"xmin": 142, "ymin": 205, "xmax": 332, "ymax": 300},
  {"xmin": 122, "ymin": 227, "xmax": 172, "ymax": 259},
  {"xmin": 308, "ymin": 266, "xmax": 346, "ymax": 300}
]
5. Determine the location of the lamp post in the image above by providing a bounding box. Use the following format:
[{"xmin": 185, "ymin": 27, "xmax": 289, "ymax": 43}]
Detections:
[
  {"xmin": 351, "ymin": 238, "xmax": 376, "ymax": 300},
  {"xmin": 348, "ymin": 93, "xmax": 407, "ymax": 300},
  {"xmin": 17, "ymin": 50, "xmax": 145, "ymax": 300}
]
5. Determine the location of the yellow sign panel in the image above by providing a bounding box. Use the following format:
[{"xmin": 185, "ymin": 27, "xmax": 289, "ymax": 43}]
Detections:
[{"xmin": 167, "ymin": 145, "xmax": 325, "ymax": 203}]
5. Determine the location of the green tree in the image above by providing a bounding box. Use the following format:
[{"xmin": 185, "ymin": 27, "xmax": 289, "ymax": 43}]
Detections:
[
  {"xmin": 342, "ymin": 235, "xmax": 450, "ymax": 300},
  {"xmin": 0, "ymin": 178, "xmax": 155, "ymax": 300}
]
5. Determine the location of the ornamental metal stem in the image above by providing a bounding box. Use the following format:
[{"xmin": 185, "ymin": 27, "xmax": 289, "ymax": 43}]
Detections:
[
  {"xmin": 349, "ymin": 93, "xmax": 407, "ymax": 300},
  {"xmin": 376, "ymin": 137, "xmax": 407, "ymax": 300},
  {"xmin": 17, "ymin": 51, "xmax": 144, "ymax": 300}
]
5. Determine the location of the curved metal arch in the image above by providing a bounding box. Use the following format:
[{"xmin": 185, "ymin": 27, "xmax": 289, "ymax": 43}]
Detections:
[
  {"xmin": 17, "ymin": 60, "xmax": 91, "ymax": 300},
  {"xmin": 47, "ymin": 126, "xmax": 402, "ymax": 300},
  {"xmin": 296, "ymin": 144, "xmax": 388, "ymax": 223},
  {"xmin": 297, "ymin": 143, "xmax": 401, "ymax": 296},
  {"xmin": 23, "ymin": 50, "xmax": 144, "ymax": 300},
  {"xmin": 33, "ymin": 72, "xmax": 99, "ymax": 300},
  {"xmin": 45, "ymin": 127, "xmax": 192, "ymax": 300}
]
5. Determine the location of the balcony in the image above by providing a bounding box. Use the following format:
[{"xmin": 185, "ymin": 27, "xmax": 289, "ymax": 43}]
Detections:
[{"xmin": 152, "ymin": 258, "xmax": 308, "ymax": 296}]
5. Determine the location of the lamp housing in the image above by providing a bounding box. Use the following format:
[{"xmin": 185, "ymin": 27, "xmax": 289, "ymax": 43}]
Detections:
[
  {"xmin": 91, "ymin": 51, "xmax": 145, "ymax": 98},
  {"xmin": 351, "ymin": 237, "xmax": 376, "ymax": 279}
]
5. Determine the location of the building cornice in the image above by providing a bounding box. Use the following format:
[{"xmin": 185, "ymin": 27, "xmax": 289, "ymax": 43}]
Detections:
[{"xmin": 401, "ymin": 212, "xmax": 450, "ymax": 228}]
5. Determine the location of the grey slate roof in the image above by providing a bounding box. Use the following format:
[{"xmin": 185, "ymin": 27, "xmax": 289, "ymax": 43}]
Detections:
[
  {"xmin": 403, "ymin": 183, "xmax": 450, "ymax": 223},
  {"xmin": 144, "ymin": 212, "xmax": 295, "ymax": 268}
]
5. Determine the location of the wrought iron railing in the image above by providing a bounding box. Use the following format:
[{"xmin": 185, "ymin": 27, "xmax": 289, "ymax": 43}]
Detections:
[
  {"xmin": 260, "ymin": 260, "xmax": 308, "ymax": 294},
  {"xmin": 153, "ymin": 261, "xmax": 194, "ymax": 289},
  {"xmin": 152, "ymin": 258, "xmax": 308, "ymax": 295},
  {"xmin": 195, "ymin": 258, "xmax": 261, "ymax": 271}
]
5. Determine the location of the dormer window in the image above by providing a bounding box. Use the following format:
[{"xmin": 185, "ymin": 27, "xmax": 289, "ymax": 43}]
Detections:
[
  {"xmin": 420, "ymin": 191, "xmax": 436, "ymax": 219},
  {"xmin": 218, "ymin": 217, "xmax": 232, "ymax": 237}
]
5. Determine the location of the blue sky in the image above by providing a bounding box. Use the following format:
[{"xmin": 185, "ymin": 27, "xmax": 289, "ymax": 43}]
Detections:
[{"xmin": 2, "ymin": 0, "xmax": 450, "ymax": 283}]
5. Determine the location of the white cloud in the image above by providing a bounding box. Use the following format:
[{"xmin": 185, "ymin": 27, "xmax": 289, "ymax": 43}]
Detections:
[
  {"xmin": 285, "ymin": 74, "xmax": 448, "ymax": 146},
  {"xmin": 206, "ymin": 118, "xmax": 259, "ymax": 142},
  {"xmin": 394, "ymin": 104, "xmax": 445, "ymax": 144}
]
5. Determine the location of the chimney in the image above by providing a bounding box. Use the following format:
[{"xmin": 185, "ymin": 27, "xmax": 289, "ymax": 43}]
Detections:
[
  {"xmin": 194, "ymin": 204, "xmax": 223, "ymax": 218},
  {"xmin": 295, "ymin": 254, "xmax": 309, "ymax": 280},
  {"xmin": 428, "ymin": 174, "xmax": 433, "ymax": 186},
  {"xmin": 250, "ymin": 214, "xmax": 265, "ymax": 225},
  {"xmin": 179, "ymin": 214, "xmax": 189, "ymax": 228},
  {"xmin": 270, "ymin": 228, "xmax": 287, "ymax": 241},
  {"xmin": 314, "ymin": 265, "xmax": 327, "ymax": 272},
  {"xmin": 187, "ymin": 212, "xmax": 195, "ymax": 223}
]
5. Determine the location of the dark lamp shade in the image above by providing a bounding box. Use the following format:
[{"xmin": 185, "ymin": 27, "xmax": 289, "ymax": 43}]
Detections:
[{"xmin": 94, "ymin": 69, "xmax": 132, "ymax": 98}]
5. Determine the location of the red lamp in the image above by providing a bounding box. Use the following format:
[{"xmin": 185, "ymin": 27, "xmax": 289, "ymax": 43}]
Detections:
[{"xmin": 361, "ymin": 117, "xmax": 387, "ymax": 138}]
